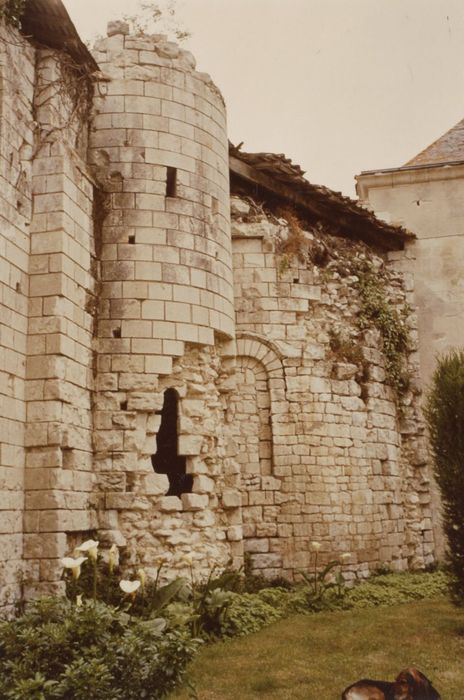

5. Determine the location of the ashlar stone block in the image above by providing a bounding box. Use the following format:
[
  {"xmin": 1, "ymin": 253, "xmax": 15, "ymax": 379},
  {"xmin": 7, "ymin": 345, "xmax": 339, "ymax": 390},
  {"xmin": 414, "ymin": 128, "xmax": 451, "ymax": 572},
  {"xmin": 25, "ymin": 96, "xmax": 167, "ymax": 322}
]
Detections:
[{"xmin": 181, "ymin": 493, "xmax": 208, "ymax": 511}]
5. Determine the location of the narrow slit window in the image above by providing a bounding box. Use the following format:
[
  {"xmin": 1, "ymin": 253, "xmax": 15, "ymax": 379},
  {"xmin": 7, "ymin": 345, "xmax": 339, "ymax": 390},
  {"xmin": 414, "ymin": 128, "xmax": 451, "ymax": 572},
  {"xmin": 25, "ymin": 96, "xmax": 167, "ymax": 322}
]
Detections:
[
  {"xmin": 166, "ymin": 167, "xmax": 177, "ymax": 198},
  {"xmin": 151, "ymin": 388, "xmax": 192, "ymax": 497}
]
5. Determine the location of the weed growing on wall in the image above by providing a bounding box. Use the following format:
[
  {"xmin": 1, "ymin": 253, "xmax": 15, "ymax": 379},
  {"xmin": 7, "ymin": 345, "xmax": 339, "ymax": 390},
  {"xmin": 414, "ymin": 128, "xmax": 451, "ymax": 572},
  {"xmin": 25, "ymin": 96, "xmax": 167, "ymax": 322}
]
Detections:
[
  {"xmin": 272, "ymin": 206, "xmax": 412, "ymax": 396},
  {"xmin": 122, "ymin": 1, "xmax": 191, "ymax": 41},
  {"xmin": 328, "ymin": 329, "xmax": 364, "ymax": 366},
  {"xmin": 354, "ymin": 260, "xmax": 410, "ymax": 394}
]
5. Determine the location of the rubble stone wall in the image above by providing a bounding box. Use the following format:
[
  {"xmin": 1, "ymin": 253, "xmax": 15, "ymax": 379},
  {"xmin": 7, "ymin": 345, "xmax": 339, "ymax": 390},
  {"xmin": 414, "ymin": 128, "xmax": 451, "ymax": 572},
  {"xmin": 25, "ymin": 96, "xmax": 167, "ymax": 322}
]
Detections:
[
  {"xmin": 109, "ymin": 342, "xmax": 242, "ymax": 579},
  {"xmin": 230, "ymin": 197, "xmax": 434, "ymax": 579}
]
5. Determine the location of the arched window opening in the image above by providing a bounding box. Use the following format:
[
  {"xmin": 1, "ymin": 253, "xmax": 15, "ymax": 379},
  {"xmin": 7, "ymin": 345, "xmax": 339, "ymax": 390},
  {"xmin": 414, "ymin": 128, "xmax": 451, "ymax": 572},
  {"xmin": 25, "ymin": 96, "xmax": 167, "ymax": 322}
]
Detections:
[{"xmin": 151, "ymin": 388, "xmax": 193, "ymax": 497}]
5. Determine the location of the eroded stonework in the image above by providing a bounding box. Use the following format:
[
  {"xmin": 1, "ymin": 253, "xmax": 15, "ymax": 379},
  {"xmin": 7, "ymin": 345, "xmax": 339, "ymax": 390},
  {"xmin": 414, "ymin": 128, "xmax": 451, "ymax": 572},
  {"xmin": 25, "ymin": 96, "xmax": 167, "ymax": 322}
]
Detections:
[
  {"xmin": 229, "ymin": 198, "xmax": 433, "ymax": 578},
  {"xmin": 0, "ymin": 12, "xmax": 435, "ymax": 614},
  {"xmin": 97, "ymin": 342, "xmax": 242, "ymax": 580}
]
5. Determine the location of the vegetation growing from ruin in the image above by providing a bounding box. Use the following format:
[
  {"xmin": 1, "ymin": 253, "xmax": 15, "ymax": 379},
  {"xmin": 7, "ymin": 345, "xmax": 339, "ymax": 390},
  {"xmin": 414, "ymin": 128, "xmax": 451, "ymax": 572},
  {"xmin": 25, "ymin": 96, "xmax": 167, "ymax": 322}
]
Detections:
[
  {"xmin": 0, "ymin": 0, "xmax": 25, "ymax": 27},
  {"xmin": 123, "ymin": 1, "xmax": 191, "ymax": 41},
  {"xmin": 328, "ymin": 328, "xmax": 364, "ymax": 366},
  {"xmin": 425, "ymin": 350, "xmax": 464, "ymax": 605},
  {"xmin": 276, "ymin": 207, "xmax": 331, "ymax": 269},
  {"xmin": 271, "ymin": 206, "xmax": 413, "ymax": 395},
  {"xmin": 354, "ymin": 260, "xmax": 411, "ymax": 395},
  {"xmin": 33, "ymin": 48, "xmax": 94, "ymax": 159}
]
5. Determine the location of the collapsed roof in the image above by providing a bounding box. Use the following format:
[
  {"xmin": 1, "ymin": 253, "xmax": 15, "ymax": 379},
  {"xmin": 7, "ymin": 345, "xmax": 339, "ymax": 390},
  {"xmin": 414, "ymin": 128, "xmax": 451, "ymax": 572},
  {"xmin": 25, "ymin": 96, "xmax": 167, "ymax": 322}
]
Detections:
[{"xmin": 230, "ymin": 143, "xmax": 414, "ymax": 252}]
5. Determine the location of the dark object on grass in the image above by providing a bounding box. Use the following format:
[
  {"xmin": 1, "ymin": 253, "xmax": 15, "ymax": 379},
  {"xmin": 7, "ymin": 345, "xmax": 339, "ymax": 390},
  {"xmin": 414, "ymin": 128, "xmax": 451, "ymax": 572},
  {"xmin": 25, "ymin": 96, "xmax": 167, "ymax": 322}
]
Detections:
[{"xmin": 341, "ymin": 668, "xmax": 441, "ymax": 700}]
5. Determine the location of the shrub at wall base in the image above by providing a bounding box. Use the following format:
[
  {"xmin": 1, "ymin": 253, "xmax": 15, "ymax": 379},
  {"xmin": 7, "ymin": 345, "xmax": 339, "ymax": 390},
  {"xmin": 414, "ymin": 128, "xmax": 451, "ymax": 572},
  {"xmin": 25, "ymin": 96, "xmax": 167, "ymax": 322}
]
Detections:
[{"xmin": 425, "ymin": 349, "xmax": 464, "ymax": 603}]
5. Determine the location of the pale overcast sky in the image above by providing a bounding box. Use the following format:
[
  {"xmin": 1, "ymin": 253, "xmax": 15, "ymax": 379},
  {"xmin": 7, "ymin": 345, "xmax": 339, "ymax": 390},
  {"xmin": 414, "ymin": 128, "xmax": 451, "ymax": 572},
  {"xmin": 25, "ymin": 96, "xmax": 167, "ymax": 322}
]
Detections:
[{"xmin": 62, "ymin": 0, "xmax": 464, "ymax": 197}]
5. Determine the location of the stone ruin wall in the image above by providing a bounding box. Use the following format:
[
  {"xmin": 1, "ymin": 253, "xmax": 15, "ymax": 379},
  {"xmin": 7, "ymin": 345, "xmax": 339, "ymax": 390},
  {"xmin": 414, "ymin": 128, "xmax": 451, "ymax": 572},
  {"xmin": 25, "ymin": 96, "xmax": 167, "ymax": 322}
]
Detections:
[
  {"xmin": 89, "ymin": 24, "xmax": 241, "ymax": 580},
  {"xmin": 0, "ymin": 20, "xmax": 437, "ymax": 613},
  {"xmin": 230, "ymin": 197, "xmax": 434, "ymax": 580},
  {"xmin": 0, "ymin": 19, "xmax": 97, "ymax": 612},
  {"xmin": 0, "ymin": 21, "xmax": 34, "ymax": 613},
  {"xmin": 25, "ymin": 47, "xmax": 96, "ymax": 602}
]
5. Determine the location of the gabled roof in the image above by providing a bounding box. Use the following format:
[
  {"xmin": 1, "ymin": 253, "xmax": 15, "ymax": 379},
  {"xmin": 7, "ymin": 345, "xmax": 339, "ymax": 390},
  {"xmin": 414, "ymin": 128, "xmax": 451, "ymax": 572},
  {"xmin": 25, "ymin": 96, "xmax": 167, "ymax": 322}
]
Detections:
[
  {"xmin": 229, "ymin": 143, "xmax": 414, "ymax": 251},
  {"xmin": 405, "ymin": 117, "xmax": 464, "ymax": 167},
  {"xmin": 20, "ymin": 0, "xmax": 98, "ymax": 72}
]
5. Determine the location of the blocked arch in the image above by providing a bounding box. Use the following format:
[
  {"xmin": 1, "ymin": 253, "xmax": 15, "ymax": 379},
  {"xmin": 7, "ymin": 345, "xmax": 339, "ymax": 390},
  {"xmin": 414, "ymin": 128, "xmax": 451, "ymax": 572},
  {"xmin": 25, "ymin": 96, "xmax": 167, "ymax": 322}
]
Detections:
[
  {"xmin": 235, "ymin": 332, "xmax": 285, "ymax": 382},
  {"xmin": 235, "ymin": 333, "xmax": 285, "ymax": 478},
  {"xmin": 234, "ymin": 333, "xmax": 285, "ymax": 574}
]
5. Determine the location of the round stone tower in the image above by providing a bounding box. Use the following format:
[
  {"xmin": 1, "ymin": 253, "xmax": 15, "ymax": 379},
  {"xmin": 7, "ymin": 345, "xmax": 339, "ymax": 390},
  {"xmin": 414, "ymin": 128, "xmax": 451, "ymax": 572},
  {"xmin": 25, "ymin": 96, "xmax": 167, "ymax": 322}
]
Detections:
[{"xmin": 88, "ymin": 23, "xmax": 241, "ymax": 574}]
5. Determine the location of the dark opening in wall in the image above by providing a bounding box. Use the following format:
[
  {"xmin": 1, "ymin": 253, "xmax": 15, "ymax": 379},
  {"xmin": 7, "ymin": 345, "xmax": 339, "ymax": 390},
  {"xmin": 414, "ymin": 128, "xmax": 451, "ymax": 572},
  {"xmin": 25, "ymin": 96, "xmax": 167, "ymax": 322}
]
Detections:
[
  {"xmin": 166, "ymin": 167, "xmax": 177, "ymax": 197},
  {"xmin": 112, "ymin": 327, "xmax": 121, "ymax": 338},
  {"xmin": 151, "ymin": 388, "xmax": 192, "ymax": 497}
]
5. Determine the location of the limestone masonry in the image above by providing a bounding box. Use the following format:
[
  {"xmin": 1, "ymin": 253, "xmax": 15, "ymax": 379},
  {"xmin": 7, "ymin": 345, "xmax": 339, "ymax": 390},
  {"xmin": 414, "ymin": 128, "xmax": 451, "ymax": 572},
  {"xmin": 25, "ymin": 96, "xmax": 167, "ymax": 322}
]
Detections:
[{"xmin": 0, "ymin": 7, "xmax": 436, "ymax": 614}]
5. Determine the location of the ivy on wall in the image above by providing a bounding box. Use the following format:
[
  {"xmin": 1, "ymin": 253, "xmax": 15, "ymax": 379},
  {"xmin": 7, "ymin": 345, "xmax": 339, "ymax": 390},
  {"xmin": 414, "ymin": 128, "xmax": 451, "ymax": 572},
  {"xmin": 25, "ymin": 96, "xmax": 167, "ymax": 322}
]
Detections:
[
  {"xmin": 238, "ymin": 201, "xmax": 413, "ymax": 399},
  {"xmin": 354, "ymin": 260, "xmax": 411, "ymax": 395}
]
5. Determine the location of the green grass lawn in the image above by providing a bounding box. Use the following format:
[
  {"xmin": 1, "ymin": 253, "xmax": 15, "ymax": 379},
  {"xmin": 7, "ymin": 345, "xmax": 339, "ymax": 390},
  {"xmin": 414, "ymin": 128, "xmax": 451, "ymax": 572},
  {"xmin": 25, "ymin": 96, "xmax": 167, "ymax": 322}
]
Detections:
[{"xmin": 170, "ymin": 599, "xmax": 464, "ymax": 699}]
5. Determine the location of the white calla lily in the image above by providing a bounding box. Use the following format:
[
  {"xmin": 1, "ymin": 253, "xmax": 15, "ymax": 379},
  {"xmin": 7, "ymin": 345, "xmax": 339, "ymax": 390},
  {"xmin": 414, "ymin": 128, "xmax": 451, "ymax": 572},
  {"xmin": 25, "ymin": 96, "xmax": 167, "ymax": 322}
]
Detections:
[
  {"xmin": 340, "ymin": 552, "xmax": 351, "ymax": 561},
  {"xmin": 311, "ymin": 541, "xmax": 322, "ymax": 552},
  {"xmin": 120, "ymin": 579, "xmax": 141, "ymax": 595},
  {"xmin": 61, "ymin": 556, "xmax": 87, "ymax": 579},
  {"xmin": 76, "ymin": 539, "xmax": 99, "ymax": 561}
]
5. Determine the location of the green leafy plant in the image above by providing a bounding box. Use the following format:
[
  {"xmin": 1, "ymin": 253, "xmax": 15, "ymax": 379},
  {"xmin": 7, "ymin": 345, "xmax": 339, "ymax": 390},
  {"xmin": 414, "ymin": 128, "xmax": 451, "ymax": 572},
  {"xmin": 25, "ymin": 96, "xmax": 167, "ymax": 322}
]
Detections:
[
  {"xmin": 425, "ymin": 349, "xmax": 464, "ymax": 604},
  {"xmin": 64, "ymin": 547, "xmax": 188, "ymax": 619},
  {"xmin": 219, "ymin": 592, "xmax": 283, "ymax": 637},
  {"xmin": 345, "ymin": 570, "xmax": 449, "ymax": 608},
  {"xmin": 242, "ymin": 553, "xmax": 293, "ymax": 593},
  {"xmin": 186, "ymin": 565, "xmax": 241, "ymax": 638},
  {"xmin": 298, "ymin": 543, "xmax": 349, "ymax": 611},
  {"xmin": 0, "ymin": 597, "xmax": 200, "ymax": 699}
]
